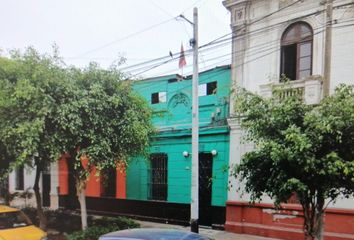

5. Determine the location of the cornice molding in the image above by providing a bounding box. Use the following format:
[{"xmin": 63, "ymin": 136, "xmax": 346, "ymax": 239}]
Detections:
[{"xmin": 223, "ymin": 0, "xmax": 251, "ymax": 9}]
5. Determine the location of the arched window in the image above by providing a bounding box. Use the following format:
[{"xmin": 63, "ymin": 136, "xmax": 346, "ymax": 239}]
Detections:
[{"xmin": 281, "ymin": 22, "xmax": 313, "ymax": 80}]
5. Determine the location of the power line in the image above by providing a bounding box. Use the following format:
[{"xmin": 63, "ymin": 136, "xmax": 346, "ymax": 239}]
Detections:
[
  {"xmin": 125, "ymin": 11, "xmax": 354, "ymax": 77},
  {"xmin": 72, "ymin": 0, "xmax": 217, "ymax": 60},
  {"xmin": 118, "ymin": 0, "xmax": 305, "ymax": 74},
  {"xmin": 72, "ymin": 17, "xmax": 176, "ymax": 58},
  {"xmin": 134, "ymin": 17, "xmax": 354, "ymax": 80},
  {"xmin": 201, "ymin": 0, "xmax": 304, "ymax": 48},
  {"xmin": 82, "ymin": 1, "xmax": 353, "ymax": 78},
  {"xmin": 148, "ymin": 0, "xmax": 175, "ymax": 18}
]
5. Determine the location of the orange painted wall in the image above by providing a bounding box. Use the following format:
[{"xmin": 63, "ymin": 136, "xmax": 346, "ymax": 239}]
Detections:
[
  {"xmin": 85, "ymin": 167, "xmax": 101, "ymax": 197},
  {"xmin": 58, "ymin": 155, "xmax": 126, "ymax": 199},
  {"xmin": 58, "ymin": 157, "xmax": 69, "ymax": 195},
  {"xmin": 226, "ymin": 201, "xmax": 354, "ymax": 240},
  {"xmin": 116, "ymin": 166, "xmax": 126, "ymax": 199}
]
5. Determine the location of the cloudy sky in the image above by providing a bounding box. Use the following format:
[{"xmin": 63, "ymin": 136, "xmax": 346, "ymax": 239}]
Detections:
[{"xmin": 0, "ymin": 0, "xmax": 231, "ymax": 78}]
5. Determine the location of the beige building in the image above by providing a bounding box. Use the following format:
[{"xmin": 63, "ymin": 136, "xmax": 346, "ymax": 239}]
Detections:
[{"xmin": 223, "ymin": 0, "xmax": 354, "ymax": 239}]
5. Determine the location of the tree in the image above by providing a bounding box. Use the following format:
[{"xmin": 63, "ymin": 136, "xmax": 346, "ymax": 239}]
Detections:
[
  {"xmin": 52, "ymin": 62, "xmax": 154, "ymax": 230},
  {"xmin": 233, "ymin": 85, "xmax": 354, "ymax": 240},
  {"xmin": 0, "ymin": 47, "xmax": 67, "ymax": 229}
]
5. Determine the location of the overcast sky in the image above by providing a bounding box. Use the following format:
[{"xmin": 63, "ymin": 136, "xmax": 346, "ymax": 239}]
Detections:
[{"xmin": 0, "ymin": 0, "xmax": 231, "ymax": 78}]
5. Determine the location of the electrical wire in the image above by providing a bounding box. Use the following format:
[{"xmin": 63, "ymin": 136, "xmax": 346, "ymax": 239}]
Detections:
[
  {"xmin": 126, "ymin": 13, "xmax": 354, "ymax": 78},
  {"xmin": 73, "ymin": 17, "xmax": 176, "ymax": 58},
  {"xmin": 70, "ymin": 0, "xmax": 303, "ymax": 69},
  {"xmin": 117, "ymin": 0, "xmax": 307, "ymax": 74},
  {"xmin": 75, "ymin": 1, "xmax": 353, "ymax": 79},
  {"xmin": 130, "ymin": 17, "xmax": 354, "ymax": 88}
]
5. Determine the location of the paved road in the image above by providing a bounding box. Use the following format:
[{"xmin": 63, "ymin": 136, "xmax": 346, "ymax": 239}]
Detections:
[{"xmin": 136, "ymin": 220, "xmax": 280, "ymax": 240}]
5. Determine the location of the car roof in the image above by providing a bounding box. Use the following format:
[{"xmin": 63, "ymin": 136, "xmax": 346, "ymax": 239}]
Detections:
[
  {"xmin": 0, "ymin": 205, "xmax": 19, "ymax": 213},
  {"xmin": 99, "ymin": 228, "xmax": 209, "ymax": 240}
]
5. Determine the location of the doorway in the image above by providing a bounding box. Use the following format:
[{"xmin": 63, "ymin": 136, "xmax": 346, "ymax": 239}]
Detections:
[
  {"xmin": 42, "ymin": 165, "xmax": 51, "ymax": 207},
  {"xmin": 101, "ymin": 168, "xmax": 117, "ymax": 198},
  {"xmin": 198, "ymin": 153, "xmax": 213, "ymax": 226}
]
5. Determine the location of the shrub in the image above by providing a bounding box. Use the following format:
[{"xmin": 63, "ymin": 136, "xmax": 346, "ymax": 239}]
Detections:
[
  {"xmin": 67, "ymin": 226, "xmax": 119, "ymax": 240},
  {"xmin": 67, "ymin": 216, "xmax": 140, "ymax": 240},
  {"xmin": 21, "ymin": 207, "xmax": 139, "ymax": 238},
  {"xmin": 90, "ymin": 216, "xmax": 140, "ymax": 229},
  {"xmin": 46, "ymin": 209, "xmax": 91, "ymax": 233}
]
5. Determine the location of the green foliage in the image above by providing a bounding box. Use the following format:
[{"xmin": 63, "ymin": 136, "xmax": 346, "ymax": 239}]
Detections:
[
  {"xmin": 234, "ymin": 85, "xmax": 354, "ymax": 238},
  {"xmin": 50, "ymin": 62, "xmax": 155, "ymax": 183},
  {"xmin": 234, "ymin": 85, "xmax": 354, "ymax": 204},
  {"xmin": 0, "ymin": 47, "xmax": 67, "ymax": 177},
  {"xmin": 0, "ymin": 47, "xmax": 154, "ymax": 183},
  {"xmin": 0, "ymin": 46, "xmax": 154, "ymax": 229},
  {"xmin": 66, "ymin": 226, "xmax": 120, "ymax": 240},
  {"xmin": 22, "ymin": 207, "xmax": 139, "ymax": 235},
  {"xmin": 23, "ymin": 207, "xmax": 89, "ymax": 233},
  {"xmin": 67, "ymin": 216, "xmax": 140, "ymax": 240},
  {"xmin": 91, "ymin": 216, "xmax": 140, "ymax": 229}
]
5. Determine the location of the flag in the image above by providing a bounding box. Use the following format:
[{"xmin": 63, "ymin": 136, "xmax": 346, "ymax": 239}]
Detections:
[{"xmin": 179, "ymin": 44, "xmax": 186, "ymax": 69}]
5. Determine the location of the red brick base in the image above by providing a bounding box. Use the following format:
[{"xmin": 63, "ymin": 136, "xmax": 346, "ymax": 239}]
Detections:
[{"xmin": 225, "ymin": 201, "xmax": 354, "ymax": 240}]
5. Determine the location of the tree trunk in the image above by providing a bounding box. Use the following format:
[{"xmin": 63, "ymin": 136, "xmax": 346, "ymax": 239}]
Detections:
[
  {"xmin": 314, "ymin": 211, "xmax": 324, "ymax": 240},
  {"xmin": 33, "ymin": 163, "xmax": 47, "ymax": 230},
  {"xmin": 302, "ymin": 195, "xmax": 325, "ymax": 240},
  {"xmin": 76, "ymin": 182, "xmax": 88, "ymax": 230}
]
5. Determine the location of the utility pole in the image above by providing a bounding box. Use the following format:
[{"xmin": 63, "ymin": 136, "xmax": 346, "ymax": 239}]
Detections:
[
  {"xmin": 178, "ymin": 7, "xmax": 199, "ymax": 234},
  {"xmin": 323, "ymin": 0, "xmax": 333, "ymax": 97},
  {"xmin": 191, "ymin": 7, "xmax": 199, "ymax": 233}
]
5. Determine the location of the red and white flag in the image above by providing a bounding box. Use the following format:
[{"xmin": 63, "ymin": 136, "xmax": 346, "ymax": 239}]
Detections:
[{"xmin": 179, "ymin": 43, "xmax": 186, "ymax": 69}]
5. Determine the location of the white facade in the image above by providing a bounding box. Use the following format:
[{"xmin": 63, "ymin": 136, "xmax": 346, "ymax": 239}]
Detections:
[
  {"xmin": 8, "ymin": 166, "xmax": 38, "ymax": 207},
  {"xmin": 8, "ymin": 163, "xmax": 59, "ymax": 209},
  {"xmin": 224, "ymin": 0, "xmax": 354, "ymax": 204}
]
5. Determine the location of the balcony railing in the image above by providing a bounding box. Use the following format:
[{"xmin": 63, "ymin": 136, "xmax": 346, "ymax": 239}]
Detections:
[{"xmin": 260, "ymin": 75, "xmax": 323, "ymax": 105}]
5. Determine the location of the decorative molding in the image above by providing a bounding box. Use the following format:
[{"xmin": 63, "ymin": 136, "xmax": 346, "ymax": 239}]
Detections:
[
  {"xmin": 223, "ymin": 0, "xmax": 251, "ymax": 9},
  {"xmin": 168, "ymin": 93, "xmax": 190, "ymax": 108},
  {"xmin": 259, "ymin": 76, "xmax": 323, "ymax": 105},
  {"xmin": 279, "ymin": 0, "xmax": 298, "ymax": 9},
  {"xmin": 227, "ymin": 117, "xmax": 242, "ymax": 131}
]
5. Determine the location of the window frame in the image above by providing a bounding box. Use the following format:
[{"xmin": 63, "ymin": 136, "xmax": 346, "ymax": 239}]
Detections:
[
  {"xmin": 151, "ymin": 91, "xmax": 167, "ymax": 104},
  {"xmin": 198, "ymin": 81, "xmax": 218, "ymax": 97},
  {"xmin": 15, "ymin": 166, "xmax": 24, "ymax": 191},
  {"xmin": 280, "ymin": 22, "xmax": 313, "ymax": 81},
  {"xmin": 148, "ymin": 153, "xmax": 168, "ymax": 201}
]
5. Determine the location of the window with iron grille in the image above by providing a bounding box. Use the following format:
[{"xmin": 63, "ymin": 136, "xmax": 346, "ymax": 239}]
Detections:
[{"xmin": 148, "ymin": 153, "xmax": 167, "ymax": 201}]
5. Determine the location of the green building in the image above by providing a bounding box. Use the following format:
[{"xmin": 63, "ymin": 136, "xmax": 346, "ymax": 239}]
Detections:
[
  {"xmin": 57, "ymin": 65, "xmax": 231, "ymax": 227},
  {"xmin": 126, "ymin": 65, "xmax": 231, "ymax": 226}
]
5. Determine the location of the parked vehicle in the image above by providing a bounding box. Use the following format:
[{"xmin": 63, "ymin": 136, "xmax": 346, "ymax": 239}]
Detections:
[
  {"xmin": 99, "ymin": 228, "xmax": 209, "ymax": 240},
  {"xmin": 0, "ymin": 205, "xmax": 47, "ymax": 240}
]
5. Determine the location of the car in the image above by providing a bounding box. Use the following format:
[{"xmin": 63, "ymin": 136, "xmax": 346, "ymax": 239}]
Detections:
[
  {"xmin": 0, "ymin": 205, "xmax": 47, "ymax": 240},
  {"xmin": 99, "ymin": 228, "xmax": 209, "ymax": 240}
]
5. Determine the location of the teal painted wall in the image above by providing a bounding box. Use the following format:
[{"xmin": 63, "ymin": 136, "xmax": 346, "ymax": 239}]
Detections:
[{"xmin": 127, "ymin": 66, "xmax": 230, "ymax": 207}]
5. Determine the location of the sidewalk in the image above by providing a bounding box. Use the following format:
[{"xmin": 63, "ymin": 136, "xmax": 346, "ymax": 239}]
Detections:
[{"xmin": 136, "ymin": 220, "xmax": 280, "ymax": 240}]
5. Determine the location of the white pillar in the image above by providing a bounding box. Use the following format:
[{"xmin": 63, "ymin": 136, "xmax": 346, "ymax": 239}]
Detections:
[
  {"xmin": 227, "ymin": 118, "xmax": 243, "ymax": 201},
  {"xmin": 50, "ymin": 162, "xmax": 60, "ymax": 209}
]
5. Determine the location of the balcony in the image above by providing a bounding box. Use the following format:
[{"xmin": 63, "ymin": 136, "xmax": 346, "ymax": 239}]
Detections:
[{"xmin": 259, "ymin": 75, "xmax": 323, "ymax": 105}]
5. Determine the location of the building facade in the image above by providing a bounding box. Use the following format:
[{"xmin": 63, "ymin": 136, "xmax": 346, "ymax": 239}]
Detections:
[
  {"xmin": 7, "ymin": 163, "xmax": 57, "ymax": 209},
  {"xmin": 223, "ymin": 0, "xmax": 354, "ymax": 239},
  {"xmin": 52, "ymin": 65, "xmax": 231, "ymax": 226}
]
